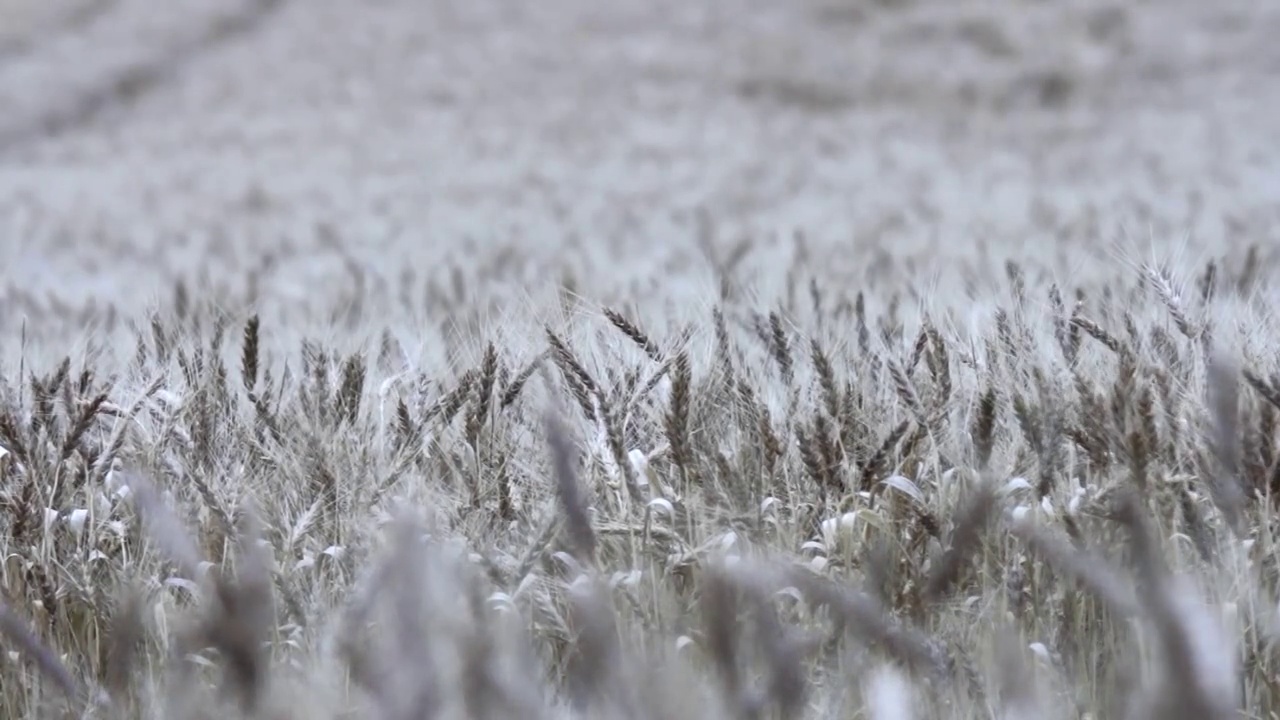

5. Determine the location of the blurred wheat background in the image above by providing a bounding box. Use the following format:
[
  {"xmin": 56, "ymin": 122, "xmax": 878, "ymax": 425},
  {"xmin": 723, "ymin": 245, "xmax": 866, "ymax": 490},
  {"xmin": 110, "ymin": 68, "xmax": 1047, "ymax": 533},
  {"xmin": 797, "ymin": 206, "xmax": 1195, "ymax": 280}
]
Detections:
[{"xmin": 1, "ymin": 0, "xmax": 1280, "ymax": 718}]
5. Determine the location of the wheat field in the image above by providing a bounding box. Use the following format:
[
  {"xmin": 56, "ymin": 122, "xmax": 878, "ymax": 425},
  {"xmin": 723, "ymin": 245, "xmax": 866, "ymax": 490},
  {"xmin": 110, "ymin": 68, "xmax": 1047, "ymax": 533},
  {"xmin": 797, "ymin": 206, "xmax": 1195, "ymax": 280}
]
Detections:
[{"xmin": 2, "ymin": 0, "xmax": 1280, "ymax": 718}]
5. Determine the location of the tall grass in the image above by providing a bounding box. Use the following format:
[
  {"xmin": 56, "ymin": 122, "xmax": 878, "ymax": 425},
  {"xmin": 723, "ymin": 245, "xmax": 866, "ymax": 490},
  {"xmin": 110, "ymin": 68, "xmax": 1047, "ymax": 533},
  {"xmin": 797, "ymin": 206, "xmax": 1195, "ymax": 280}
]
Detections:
[{"xmin": 1, "ymin": 241, "xmax": 1278, "ymax": 720}]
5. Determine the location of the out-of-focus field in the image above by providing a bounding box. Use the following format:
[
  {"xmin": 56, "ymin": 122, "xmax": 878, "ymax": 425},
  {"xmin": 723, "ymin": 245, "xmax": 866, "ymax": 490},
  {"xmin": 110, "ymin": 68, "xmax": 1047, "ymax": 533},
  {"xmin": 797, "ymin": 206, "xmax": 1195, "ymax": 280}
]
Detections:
[
  {"xmin": 4, "ymin": 1, "xmax": 1280, "ymax": 719},
  {"xmin": 0, "ymin": 0, "xmax": 1277, "ymax": 351}
]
